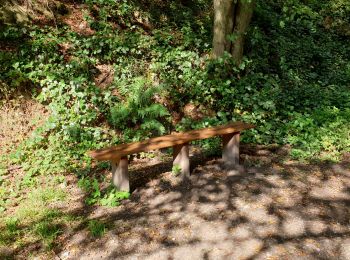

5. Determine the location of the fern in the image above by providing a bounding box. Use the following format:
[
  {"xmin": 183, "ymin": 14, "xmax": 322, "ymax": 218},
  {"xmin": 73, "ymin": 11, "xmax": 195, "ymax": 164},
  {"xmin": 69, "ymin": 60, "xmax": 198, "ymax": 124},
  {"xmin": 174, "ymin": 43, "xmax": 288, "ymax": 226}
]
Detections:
[
  {"xmin": 137, "ymin": 104, "xmax": 168, "ymax": 118},
  {"xmin": 110, "ymin": 77, "xmax": 169, "ymax": 138}
]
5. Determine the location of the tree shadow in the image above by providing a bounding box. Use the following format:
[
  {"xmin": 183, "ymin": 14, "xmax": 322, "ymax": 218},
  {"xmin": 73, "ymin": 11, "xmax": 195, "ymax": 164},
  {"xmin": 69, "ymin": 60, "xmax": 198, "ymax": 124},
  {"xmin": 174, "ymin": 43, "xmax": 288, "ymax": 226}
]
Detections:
[{"xmin": 33, "ymin": 145, "xmax": 350, "ymax": 259}]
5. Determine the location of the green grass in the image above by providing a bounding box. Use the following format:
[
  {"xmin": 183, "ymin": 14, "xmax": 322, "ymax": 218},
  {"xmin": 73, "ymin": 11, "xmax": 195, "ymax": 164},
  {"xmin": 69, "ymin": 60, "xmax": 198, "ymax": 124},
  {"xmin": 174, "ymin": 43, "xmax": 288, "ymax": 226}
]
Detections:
[
  {"xmin": 0, "ymin": 184, "xmax": 72, "ymax": 252},
  {"xmin": 15, "ymin": 187, "xmax": 66, "ymax": 221},
  {"xmin": 34, "ymin": 220, "xmax": 62, "ymax": 249},
  {"xmin": 88, "ymin": 220, "xmax": 107, "ymax": 237}
]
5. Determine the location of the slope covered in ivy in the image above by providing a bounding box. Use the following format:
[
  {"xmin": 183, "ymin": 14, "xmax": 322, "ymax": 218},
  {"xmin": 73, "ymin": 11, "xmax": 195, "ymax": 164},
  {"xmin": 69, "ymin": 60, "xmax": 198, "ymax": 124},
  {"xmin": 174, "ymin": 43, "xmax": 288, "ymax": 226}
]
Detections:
[{"xmin": 0, "ymin": 0, "xmax": 349, "ymax": 176}]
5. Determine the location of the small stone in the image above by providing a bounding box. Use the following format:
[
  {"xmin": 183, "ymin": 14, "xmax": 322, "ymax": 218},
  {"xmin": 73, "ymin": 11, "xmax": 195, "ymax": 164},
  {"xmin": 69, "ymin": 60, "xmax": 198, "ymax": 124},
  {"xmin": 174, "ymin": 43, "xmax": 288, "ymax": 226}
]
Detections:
[{"xmin": 61, "ymin": 251, "xmax": 70, "ymax": 259}]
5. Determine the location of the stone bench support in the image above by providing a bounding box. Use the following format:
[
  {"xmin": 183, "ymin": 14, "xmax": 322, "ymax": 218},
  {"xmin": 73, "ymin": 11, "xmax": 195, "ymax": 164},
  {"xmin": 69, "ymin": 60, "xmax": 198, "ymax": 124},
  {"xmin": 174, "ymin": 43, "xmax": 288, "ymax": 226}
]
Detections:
[
  {"xmin": 173, "ymin": 143, "xmax": 190, "ymax": 178},
  {"xmin": 111, "ymin": 156, "xmax": 129, "ymax": 192},
  {"xmin": 222, "ymin": 132, "xmax": 240, "ymax": 167}
]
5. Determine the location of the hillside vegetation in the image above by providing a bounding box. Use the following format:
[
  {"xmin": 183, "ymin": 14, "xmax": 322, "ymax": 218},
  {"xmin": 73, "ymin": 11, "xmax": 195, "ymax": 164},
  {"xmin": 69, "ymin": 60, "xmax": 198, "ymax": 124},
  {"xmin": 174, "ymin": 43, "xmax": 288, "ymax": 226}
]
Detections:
[
  {"xmin": 1, "ymin": 0, "xmax": 349, "ymax": 163},
  {"xmin": 1, "ymin": 0, "xmax": 349, "ymax": 204},
  {"xmin": 0, "ymin": 0, "xmax": 349, "ymax": 256}
]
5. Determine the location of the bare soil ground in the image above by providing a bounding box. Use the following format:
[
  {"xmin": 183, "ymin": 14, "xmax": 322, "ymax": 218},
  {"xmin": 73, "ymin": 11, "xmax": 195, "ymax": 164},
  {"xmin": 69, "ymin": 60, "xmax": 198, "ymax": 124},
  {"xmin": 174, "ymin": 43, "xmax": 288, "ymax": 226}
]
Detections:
[
  {"xmin": 51, "ymin": 146, "xmax": 350, "ymax": 260},
  {"xmin": 0, "ymin": 98, "xmax": 48, "ymax": 157}
]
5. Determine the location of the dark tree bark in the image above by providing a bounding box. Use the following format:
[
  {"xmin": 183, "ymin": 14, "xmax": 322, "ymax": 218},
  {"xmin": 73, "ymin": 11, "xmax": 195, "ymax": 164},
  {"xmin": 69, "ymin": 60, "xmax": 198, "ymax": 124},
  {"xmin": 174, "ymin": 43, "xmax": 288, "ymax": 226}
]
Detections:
[
  {"xmin": 230, "ymin": 0, "xmax": 254, "ymax": 64},
  {"xmin": 212, "ymin": 0, "xmax": 255, "ymax": 64},
  {"xmin": 213, "ymin": 0, "xmax": 234, "ymax": 58}
]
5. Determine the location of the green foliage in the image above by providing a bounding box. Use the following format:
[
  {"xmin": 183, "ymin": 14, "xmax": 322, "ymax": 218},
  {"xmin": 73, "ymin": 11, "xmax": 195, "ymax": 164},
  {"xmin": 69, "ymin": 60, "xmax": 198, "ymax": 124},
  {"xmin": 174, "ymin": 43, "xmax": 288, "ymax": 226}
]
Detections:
[
  {"xmin": 78, "ymin": 177, "xmax": 101, "ymax": 205},
  {"xmin": 34, "ymin": 221, "xmax": 62, "ymax": 249},
  {"xmin": 88, "ymin": 220, "xmax": 106, "ymax": 237},
  {"xmin": 78, "ymin": 177, "xmax": 130, "ymax": 206},
  {"xmin": 0, "ymin": 217, "xmax": 20, "ymax": 246},
  {"xmin": 100, "ymin": 188, "xmax": 130, "ymax": 207},
  {"xmin": 5, "ymin": 217, "xmax": 19, "ymax": 234},
  {"xmin": 0, "ymin": 1, "xmax": 348, "ymax": 257},
  {"xmin": 0, "ymin": 186, "xmax": 69, "ymax": 251},
  {"xmin": 0, "ymin": 0, "xmax": 349, "ymax": 220},
  {"xmin": 172, "ymin": 164, "xmax": 182, "ymax": 176},
  {"xmin": 110, "ymin": 77, "xmax": 169, "ymax": 141},
  {"xmin": 286, "ymin": 108, "xmax": 350, "ymax": 160},
  {"xmin": 15, "ymin": 188, "xmax": 66, "ymax": 221}
]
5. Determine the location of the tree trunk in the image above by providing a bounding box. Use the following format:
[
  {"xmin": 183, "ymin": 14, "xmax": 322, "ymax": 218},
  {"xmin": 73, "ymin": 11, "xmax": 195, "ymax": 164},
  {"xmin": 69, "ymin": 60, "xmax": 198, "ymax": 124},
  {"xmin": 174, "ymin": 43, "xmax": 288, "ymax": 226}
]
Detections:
[
  {"xmin": 212, "ymin": 0, "xmax": 234, "ymax": 58},
  {"xmin": 212, "ymin": 0, "xmax": 254, "ymax": 64},
  {"xmin": 231, "ymin": 0, "xmax": 254, "ymax": 64},
  {"xmin": 224, "ymin": 1, "xmax": 235, "ymax": 52}
]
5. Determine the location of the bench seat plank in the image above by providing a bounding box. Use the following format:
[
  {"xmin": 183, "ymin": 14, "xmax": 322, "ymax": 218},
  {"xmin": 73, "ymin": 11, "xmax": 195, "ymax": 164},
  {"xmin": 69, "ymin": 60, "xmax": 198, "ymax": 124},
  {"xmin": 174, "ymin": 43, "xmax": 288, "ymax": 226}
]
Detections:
[{"xmin": 88, "ymin": 122, "xmax": 254, "ymax": 161}]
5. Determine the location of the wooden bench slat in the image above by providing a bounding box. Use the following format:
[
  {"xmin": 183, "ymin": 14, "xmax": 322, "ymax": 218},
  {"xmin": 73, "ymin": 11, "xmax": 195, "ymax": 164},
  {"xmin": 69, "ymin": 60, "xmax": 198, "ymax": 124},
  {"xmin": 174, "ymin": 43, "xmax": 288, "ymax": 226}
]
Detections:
[{"xmin": 88, "ymin": 122, "xmax": 254, "ymax": 161}]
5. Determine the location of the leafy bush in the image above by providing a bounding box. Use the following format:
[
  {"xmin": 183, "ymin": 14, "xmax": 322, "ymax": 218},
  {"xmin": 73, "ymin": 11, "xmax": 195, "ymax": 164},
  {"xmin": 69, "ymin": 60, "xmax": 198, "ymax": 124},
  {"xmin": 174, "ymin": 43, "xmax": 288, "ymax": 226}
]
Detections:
[
  {"xmin": 78, "ymin": 177, "xmax": 130, "ymax": 206},
  {"xmin": 109, "ymin": 77, "xmax": 169, "ymax": 141},
  {"xmin": 0, "ymin": 0, "xmax": 349, "ymax": 212},
  {"xmin": 286, "ymin": 108, "xmax": 350, "ymax": 160}
]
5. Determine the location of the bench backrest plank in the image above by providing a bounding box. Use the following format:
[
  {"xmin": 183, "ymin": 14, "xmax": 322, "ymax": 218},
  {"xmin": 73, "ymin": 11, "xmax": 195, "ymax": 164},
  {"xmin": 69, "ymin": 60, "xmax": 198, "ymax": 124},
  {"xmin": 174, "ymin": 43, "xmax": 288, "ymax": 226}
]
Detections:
[{"xmin": 88, "ymin": 122, "xmax": 254, "ymax": 161}]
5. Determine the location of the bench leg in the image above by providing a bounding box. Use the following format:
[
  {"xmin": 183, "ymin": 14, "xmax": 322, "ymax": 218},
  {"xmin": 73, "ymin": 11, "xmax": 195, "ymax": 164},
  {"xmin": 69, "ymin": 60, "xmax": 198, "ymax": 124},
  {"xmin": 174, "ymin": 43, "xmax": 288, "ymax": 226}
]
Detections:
[
  {"xmin": 222, "ymin": 132, "xmax": 240, "ymax": 167},
  {"xmin": 111, "ymin": 156, "xmax": 129, "ymax": 192},
  {"xmin": 173, "ymin": 143, "xmax": 190, "ymax": 178}
]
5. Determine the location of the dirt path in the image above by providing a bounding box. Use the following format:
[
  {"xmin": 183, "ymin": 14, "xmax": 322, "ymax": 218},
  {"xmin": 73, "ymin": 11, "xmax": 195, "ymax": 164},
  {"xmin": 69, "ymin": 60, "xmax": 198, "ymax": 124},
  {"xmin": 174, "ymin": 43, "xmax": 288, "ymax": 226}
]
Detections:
[{"xmin": 55, "ymin": 148, "xmax": 350, "ymax": 260}]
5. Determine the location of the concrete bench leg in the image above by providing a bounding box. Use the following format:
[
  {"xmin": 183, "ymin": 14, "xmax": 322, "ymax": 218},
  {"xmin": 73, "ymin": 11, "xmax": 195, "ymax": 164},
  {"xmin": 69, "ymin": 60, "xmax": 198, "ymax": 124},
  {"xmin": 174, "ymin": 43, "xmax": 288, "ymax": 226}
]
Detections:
[
  {"xmin": 173, "ymin": 143, "xmax": 190, "ymax": 178},
  {"xmin": 111, "ymin": 156, "xmax": 129, "ymax": 192},
  {"xmin": 222, "ymin": 132, "xmax": 240, "ymax": 167}
]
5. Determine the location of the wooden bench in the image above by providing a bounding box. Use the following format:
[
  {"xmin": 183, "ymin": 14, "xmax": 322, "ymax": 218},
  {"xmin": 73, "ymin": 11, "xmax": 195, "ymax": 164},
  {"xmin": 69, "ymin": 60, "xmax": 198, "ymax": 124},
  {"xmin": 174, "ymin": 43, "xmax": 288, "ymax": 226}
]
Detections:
[{"xmin": 88, "ymin": 122, "xmax": 254, "ymax": 192}]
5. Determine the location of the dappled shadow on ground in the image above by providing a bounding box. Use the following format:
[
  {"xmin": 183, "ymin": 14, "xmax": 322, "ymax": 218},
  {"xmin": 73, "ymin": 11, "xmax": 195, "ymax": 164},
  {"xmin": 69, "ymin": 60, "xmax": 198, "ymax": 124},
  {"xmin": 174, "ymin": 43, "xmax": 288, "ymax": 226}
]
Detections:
[
  {"xmin": 3, "ymin": 146, "xmax": 348, "ymax": 259},
  {"xmin": 51, "ymin": 145, "xmax": 350, "ymax": 259}
]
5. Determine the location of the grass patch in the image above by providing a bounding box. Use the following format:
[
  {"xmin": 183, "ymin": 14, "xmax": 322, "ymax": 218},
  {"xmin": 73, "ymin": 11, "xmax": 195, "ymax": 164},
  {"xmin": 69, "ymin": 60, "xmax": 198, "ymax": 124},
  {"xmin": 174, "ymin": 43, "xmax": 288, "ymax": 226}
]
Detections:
[
  {"xmin": 34, "ymin": 221, "xmax": 62, "ymax": 250},
  {"xmin": 0, "ymin": 184, "xmax": 71, "ymax": 253},
  {"xmin": 0, "ymin": 217, "xmax": 20, "ymax": 246},
  {"xmin": 15, "ymin": 187, "xmax": 66, "ymax": 221},
  {"xmin": 88, "ymin": 220, "xmax": 107, "ymax": 237}
]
